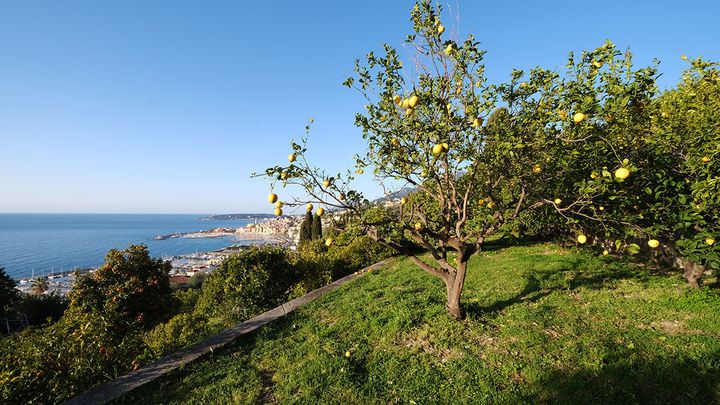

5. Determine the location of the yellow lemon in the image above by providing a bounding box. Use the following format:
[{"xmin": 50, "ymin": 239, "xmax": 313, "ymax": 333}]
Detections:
[
  {"xmin": 533, "ymin": 164, "xmax": 542, "ymax": 173},
  {"xmin": 288, "ymin": 154, "xmax": 296, "ymax": 163},
  {"xmin": 316, "ymin": 207, "xmax": 325, "ymax": 217},
  {"xmin": 432, "ymin": 144, "xmax": 444, "ymax": 156},
  {"xmin": 472, "ymin": 117, "xmax": 482, "ymax": 127},
  {"xmin": 325, "ymin": 238, "xmax": 334, "ymax": 247},
  {"xmin": 648, "ymin": 239, "xmax": 660, "ymax": 248},
  {"xmin": 268, "ymin": 193, "xmax": 278, "ymax": 204},
  {"xmin": 274, "ymin": 207, "xmax": 283, "ymax": 217},
  {"xmin": 275, "ymin": 201, "xmax": 283, "ymax": 208},
  {"xmin": 393, "ymin": 95, "xmax": 401, "ymax": 104},
  {"xmin": 345, "ymin": 351, "xmax": 351, "ymax": 357},
  {"xmin": 592, "ymin": 61, "xmax": 602, "ymax": 68},
  {"xmin": 437, "ymin": 24, "xmax": 445, "ymax": 34},
  {"xmin": 577, "ymin": 234, "xmax": 587, "ymax": 244},
  {"xmin": 408, "ymin": 95, "xmax": 419, "ymax": 108},
  {"xmin": 280, "ymin": 172, "xmax": 289, "ymax": 180},
  {"xmin": 405, "ymin": 108, "xmax": 413, "ymax": 117},
  {"xmin": 444, "ymin": 43, "xmax": 454, "ymax": 55},
  {"xmin": 323, "ymin": 179, "xmax": 331, "ymax": 188},
  {"xmin": 306, "ymin": 203, "xmax": 313, "ymax": 212},
  {"xmin": 615, "ymin": 167, "xmax": 630, "ymax": 180},
  {"xmin": 441, "ymin": 143, "xmax": 449, "ymax": 152},
  {"xmin": 573, "ymin": 112, "xmax": 587, "ymax": 124},
  {"xmin": 681, "ymin": 55, "xmax": 688, "ymax": 61},
  {"xmin": 400, "ymin": 197, "xmax": 408, "ymax": 205},
  {"xmin": 554, "ymin": 198, "xmax": 562, "ymax": 205},
  {"xmin": 707, "ymin": 238, "xmax": 716, "ymax": 246},
  {"xmin": 414, "ymin": 222, "xmax": 423, "ymax": 231},
  {"xmin": 701, "ymin": 156, "xmax": 710, "ymax": 163}
]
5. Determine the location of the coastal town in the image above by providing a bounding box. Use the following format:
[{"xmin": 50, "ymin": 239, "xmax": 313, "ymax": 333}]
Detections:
[{"xmin": 15, "ymin": 214, "xmax": 307, "ymax": 295}]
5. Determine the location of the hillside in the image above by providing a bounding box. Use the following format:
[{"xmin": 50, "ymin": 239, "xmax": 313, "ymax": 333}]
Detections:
[{"xmin": 120, "ymin": 243, "xmax": 720, "ymax": 404}]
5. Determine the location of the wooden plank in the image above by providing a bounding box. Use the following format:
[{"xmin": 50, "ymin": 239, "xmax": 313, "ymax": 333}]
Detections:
[{"xmin": 62, "ymin": 258, "xmax": 392, "ymax": 405}]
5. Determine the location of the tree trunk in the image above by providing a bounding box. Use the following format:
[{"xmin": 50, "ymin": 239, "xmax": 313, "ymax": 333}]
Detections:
[
  {"xmin": 445, "ymin": 260, "xmax": 468, "ymax": 320},
  {"xmin": 682, "ymin": 260, "xmax": 705, "ymax": 288}
]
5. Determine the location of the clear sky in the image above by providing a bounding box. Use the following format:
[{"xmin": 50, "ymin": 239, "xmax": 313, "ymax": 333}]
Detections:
[{"xmin": 1, "ymin": 1, "xmax": 718, "ymax": 214}]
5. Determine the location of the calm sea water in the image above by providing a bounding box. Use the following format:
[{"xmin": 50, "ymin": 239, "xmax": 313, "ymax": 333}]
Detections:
[{"xmin": 0, "ymin": 214, "xmax": 255, "ymax": 279}]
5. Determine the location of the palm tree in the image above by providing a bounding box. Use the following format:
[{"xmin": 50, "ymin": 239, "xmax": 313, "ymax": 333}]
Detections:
[{"xmin": 30, "ymin": 278, "xmax": 48, "ymax": 295}]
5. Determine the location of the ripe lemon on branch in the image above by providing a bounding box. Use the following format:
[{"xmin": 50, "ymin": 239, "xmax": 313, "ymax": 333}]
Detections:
[{"xmin": 615, "ymin": 167, "xmax": 630, "ymax": 180}]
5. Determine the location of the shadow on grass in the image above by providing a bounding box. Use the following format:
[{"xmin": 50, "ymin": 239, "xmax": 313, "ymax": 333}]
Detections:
[
  {"xmin": 465, "ymin": 253, "xmax": 662, "ymax": 319},
  {"xmin": 479, "ymin": 235, "xmax": 556, "ymax": 252},
  {"xmin": 532, "ymin": 345, "xmax": 720, "ymax": 404}
]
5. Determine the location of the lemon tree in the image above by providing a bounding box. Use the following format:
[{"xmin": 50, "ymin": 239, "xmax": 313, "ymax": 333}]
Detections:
[
  {"xmin": 651, "ymin": 59, "xmax": 720, "ymax": 286},
  {"xmin": 259, "ymin": 1, "xmax": 703, "ymax": 317}
]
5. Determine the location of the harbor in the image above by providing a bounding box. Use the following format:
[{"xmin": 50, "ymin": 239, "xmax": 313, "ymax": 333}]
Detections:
[{"xmin": 12, "ymin": 214, "xmax": 305, "ymax": 296}]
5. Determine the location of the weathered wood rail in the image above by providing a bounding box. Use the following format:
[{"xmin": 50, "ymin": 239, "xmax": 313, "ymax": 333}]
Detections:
[{"xmin": 63, "ymin": 258, "xmax": 392, "ymax": 405}]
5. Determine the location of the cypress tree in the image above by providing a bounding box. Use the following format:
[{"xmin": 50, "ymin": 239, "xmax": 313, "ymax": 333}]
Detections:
[
  {"xmin": 299, "ymin": 211, "xmax": 313, "ymax": 244},
  {"xmin": 312, "ymin": 214, "xmax": 323, "ymax": 240}
]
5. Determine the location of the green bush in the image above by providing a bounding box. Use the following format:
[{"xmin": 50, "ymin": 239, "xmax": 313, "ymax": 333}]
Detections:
[
  {"xmin": 0, "ymin": 245, "xmax": 174, "ymax": 403},
  {"xmin": 68, "ymin": 245, "xmax": 174, "ymax": 330},
  {"xmin": 187, "ymin": 272, "xmax": 207, "ymax": 289},
  {"xmin": 144, "ymin": 313, "xmax": 213, "ymax": 357},
  {"xmin": 0, "ymin": 312, "xmax": 144, "ymax": 403},
  {"xmin": 193, "ymin": 246, "xmax": 299, "ymax": 326}
]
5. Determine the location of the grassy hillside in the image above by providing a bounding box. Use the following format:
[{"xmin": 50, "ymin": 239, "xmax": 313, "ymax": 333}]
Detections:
[{"xmin": 120, "ymin": 243, "xmax": 720, "ymax": 404}]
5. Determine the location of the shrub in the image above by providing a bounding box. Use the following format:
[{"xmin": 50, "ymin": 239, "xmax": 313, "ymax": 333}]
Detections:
[
  {"xmin": 68, "ymin": 245, "xmax": 174, "ymax": 330},
  {"xmin": 0, "ymin": 245, "xmax": 175, "ymax": 402},
  {"xmin": 187, "ymin": 272, "xmax": 207, "ymax": 289},
  {"xmin": 0, "ymin": 312, "xmax": 144, "ymax": 403},
  {"xmin": 144, "ymin": 313, "xmax": 213, "ymax": 357},
  {"xmin": 194, "ymin": 246, "xmax": 298, "ymax": 326}
]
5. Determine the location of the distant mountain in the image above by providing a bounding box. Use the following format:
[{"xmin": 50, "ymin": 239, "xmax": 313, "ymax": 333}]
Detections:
[
  {"xmin": 372, "ymin": 187, "xmax": 416, "ymax": 204},
  {"xmin": 200, "ymin": 213, "xmax": 275, "ymax": 221}
]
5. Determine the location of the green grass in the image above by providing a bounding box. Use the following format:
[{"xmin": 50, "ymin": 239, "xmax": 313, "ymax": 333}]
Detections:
[{"xmin": 121, "ymin": 242, "xmax": 720, "ymax": 404}]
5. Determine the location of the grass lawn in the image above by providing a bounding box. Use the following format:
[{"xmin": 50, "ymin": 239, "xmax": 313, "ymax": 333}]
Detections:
[{"xmin": 120, "ymin": 242, "xmax": 720, "ymax": 404}]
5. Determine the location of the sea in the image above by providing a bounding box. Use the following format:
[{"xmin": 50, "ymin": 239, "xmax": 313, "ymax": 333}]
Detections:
[{"xmin": 0, "ymin": 214, "xmax": 257, "ymax": 279}]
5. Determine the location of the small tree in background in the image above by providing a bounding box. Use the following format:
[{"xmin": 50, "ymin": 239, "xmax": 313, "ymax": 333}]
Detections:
[
  {"xmin": 299, "ymin": 210, "xmax": 313, "ymax": 244},
  {"xmin": 68, "ymin": 244, "xmax": 173, "ymax": 330},
  {"xmin": 30, "ymin": 278, "xmax": 48, "ymax": 296},
  {"xmin": 312, "ymin": 213, "xmax": 323, "ymax": 241},
  {"xmin": 0, "ymin": 267, "xmax": 19, "ymax": 315}
]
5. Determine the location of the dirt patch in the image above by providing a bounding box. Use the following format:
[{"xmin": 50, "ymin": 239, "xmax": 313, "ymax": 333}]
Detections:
[
  {"xmin": 651, "ymin": 320, "xmax": 704, "ymax": 336},
  {"xmin": 316, "ymin": 309, "xmax": 340, "ymax": 327},
  {"xmin": 636, "ymin": 319, "xmax": 706, "ymax": 336},
  {"xmin": 401, "ymin": 327, "xmax": 462, "ymax": 363}
]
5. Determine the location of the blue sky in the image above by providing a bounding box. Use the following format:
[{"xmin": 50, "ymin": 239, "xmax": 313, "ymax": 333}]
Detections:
[{"xmin": 1, "ymin": 0, "xmax": 718, "ymax": 214}]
